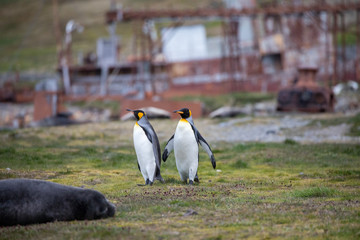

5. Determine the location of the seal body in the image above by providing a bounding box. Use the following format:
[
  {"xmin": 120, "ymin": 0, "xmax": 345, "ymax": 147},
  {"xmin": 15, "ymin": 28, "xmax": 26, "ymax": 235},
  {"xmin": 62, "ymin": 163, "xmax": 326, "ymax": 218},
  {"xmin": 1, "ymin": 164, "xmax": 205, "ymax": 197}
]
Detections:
[{"xmin": 0, "ymin": 178, "xmax": 115, "ymax": 226}]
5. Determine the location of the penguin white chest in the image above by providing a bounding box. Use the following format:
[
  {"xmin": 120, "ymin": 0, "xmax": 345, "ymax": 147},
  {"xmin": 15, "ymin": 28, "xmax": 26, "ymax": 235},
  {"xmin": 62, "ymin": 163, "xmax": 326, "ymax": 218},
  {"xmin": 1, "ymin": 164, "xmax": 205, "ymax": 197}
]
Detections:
[
  {"xmin": 133, "ymin": 123, "xmax": 156, "ymax": 181},
  {"xmin": 174, "ymin": 119, "xmax": 198, "ymax": 180}
]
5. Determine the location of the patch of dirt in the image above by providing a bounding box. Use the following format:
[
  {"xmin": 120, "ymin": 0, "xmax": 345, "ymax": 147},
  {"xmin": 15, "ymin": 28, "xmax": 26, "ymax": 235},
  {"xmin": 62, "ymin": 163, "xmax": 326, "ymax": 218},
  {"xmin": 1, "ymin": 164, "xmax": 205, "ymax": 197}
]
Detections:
[{"xmin": 0, "ymin": 169, "xmax": 57, "ymax": 180}]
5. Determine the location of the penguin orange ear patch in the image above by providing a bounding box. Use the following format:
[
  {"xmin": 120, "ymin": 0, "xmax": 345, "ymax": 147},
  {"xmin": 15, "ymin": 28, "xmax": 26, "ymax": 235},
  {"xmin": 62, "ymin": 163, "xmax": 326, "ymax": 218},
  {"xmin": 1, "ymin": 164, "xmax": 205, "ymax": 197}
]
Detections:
[
  {"xmin": 138, "ymin": 112, "xmax": 144, "ymax": 119},
  {"xmin": 189, "ymin": 110, "xmax": 192, "ymax": 117}
]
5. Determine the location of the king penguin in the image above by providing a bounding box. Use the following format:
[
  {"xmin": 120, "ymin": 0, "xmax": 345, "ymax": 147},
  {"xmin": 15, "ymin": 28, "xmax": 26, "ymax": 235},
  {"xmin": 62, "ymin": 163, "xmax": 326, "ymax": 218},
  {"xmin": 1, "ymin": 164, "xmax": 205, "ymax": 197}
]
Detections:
[
  {"xmin": 127, "ymin": 109, "xmax": 164, "ymax": 185},
  {"xmin": 162, "ymin": 108, "xmax": 216, "ymax": 185}
]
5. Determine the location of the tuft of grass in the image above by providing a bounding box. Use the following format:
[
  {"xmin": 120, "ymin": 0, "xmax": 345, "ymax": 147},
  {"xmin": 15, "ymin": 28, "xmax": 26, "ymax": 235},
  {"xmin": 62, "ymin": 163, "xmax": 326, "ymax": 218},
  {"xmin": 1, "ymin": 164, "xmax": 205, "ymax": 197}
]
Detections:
[
  {"xmin": 349, "ymin": 113, "xmax": 360, "ymax": 136},
  {"xmin": 232, "ymin": 159, "xmax": 248, "ymax": 168},
  {"xmin": 291, "ymin": 187, "xmax": 338, "ymax": 198},
  {"xmin": 284, "ymin": 138, "xmax": 297, "ymax": 145}
]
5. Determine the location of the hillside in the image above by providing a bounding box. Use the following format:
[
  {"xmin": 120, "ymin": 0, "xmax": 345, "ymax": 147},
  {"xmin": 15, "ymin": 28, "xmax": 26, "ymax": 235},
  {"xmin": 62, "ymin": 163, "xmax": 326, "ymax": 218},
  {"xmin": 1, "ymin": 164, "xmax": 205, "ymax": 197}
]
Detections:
[{"xmin": 0, "ymin": 0, "xmax": 223, "ymax": 74}]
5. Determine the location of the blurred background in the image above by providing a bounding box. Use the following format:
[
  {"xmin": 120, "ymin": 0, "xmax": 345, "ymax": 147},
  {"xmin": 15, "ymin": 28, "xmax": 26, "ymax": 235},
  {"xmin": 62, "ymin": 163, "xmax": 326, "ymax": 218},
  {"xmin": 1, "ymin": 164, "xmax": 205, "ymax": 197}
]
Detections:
[{"xmin": 0, "ymin": 0, "xmax": 359, "ymax": 129}]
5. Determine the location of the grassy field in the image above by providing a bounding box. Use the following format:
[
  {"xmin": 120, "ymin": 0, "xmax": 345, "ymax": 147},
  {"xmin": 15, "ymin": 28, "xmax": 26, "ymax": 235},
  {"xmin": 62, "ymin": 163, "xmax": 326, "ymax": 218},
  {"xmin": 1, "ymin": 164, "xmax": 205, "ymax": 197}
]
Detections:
[{"xmin": 0, "ymin": 118, "xmax": 359, "ymax": 239}]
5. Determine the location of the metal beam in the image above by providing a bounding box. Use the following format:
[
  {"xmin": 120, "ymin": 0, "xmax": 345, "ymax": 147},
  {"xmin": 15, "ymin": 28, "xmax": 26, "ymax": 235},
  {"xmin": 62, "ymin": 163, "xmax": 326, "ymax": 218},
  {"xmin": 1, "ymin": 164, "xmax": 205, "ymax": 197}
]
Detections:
[{"xmin": 106, "ymin": 3, "xmax": 360, "ymax": 23}]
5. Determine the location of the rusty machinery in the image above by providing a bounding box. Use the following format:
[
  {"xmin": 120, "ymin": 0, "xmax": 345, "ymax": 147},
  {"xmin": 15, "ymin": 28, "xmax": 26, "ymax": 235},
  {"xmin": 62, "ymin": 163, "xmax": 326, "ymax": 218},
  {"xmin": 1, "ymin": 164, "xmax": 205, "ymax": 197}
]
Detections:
[{"xmin": 277, "ymin": 67, "xmax": 334, "ymax": 112}]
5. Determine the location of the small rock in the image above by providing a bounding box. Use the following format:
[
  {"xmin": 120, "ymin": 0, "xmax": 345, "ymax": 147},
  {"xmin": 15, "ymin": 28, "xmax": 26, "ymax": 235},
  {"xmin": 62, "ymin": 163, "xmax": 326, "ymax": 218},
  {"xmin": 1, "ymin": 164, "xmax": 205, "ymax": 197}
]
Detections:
[
  {"xmin": 209, "ymin": 106, "xmax": 245, "ymax": 118},
  {"xmin": 266, "ymin": 130, "xmax": 276, "ymax": 135},
  {"xmin": 216, "ymin": 169, "xmax": 222, "ymax": 172},
  {"xmin": 183, "ymin": 209, "xmax": 198, "ymax": 216},
  {"xmin": 121, "ymin": 107, "xmax": 170, "ymax": 120}
]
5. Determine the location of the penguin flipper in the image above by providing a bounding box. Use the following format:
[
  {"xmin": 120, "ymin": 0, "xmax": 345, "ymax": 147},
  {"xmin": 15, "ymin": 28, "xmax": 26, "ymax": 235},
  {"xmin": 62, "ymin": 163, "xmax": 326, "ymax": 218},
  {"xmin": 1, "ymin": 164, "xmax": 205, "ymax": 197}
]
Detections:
[
  {"xmin": 138, "ymin": 125, "xmax": 153, "ymax": 143},
  {"xmin": 197, "ymin": 132, "xmax": 216, "ymax": 169},
  {"xmin": 162, "ymin": 134, "xmax": 174, "ymax": 162}
]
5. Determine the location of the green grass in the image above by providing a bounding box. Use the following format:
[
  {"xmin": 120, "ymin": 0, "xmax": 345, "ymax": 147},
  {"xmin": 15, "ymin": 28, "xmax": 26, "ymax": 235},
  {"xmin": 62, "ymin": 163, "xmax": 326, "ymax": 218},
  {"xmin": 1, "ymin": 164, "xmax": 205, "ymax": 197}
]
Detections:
[
  {"xmin": 291, "ymin": 187, "xmax": 338, "ymax": 198},
  {"xmin": 0, "ymin": 119, "xmax": 359, "ymax": 239},
  {"xmin": 349, "ymin": 113, "xmax": 360, "ymax": 136}
]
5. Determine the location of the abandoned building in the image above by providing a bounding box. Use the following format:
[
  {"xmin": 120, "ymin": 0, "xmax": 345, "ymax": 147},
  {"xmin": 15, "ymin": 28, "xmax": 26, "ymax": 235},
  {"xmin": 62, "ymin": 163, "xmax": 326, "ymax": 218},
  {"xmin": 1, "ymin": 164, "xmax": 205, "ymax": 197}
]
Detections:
[{"xmin": 58, "ymin": 0, "xmax": 360, "ymax": 102}]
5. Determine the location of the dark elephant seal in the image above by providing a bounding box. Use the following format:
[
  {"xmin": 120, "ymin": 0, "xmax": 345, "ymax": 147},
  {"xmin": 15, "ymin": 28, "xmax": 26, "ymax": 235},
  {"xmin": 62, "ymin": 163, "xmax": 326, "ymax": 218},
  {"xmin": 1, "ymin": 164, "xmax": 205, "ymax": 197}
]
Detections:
[{"xmin": 0, "ymin": 178, "xmax": 116, "ymax": 226}]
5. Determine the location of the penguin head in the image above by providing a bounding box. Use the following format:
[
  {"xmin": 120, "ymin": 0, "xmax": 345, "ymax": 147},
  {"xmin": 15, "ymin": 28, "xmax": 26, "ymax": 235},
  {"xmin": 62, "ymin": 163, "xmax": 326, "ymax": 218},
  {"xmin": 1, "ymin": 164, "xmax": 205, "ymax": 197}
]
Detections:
[
  {"xmin": 174, "ymin": 108, "xmax": 191, "ymax": 119},
  {"xmin": 127, "ymin": 109, "xmax": 146, "ymax": 121}
]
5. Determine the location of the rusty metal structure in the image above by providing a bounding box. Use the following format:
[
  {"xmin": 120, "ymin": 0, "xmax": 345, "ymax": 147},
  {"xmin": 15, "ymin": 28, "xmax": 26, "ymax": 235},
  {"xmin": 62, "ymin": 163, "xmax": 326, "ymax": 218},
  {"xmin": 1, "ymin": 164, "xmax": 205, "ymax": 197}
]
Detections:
[
  {"xmin": 58, "ymin": 0, "xmax": 360, "ymax": 112},
  {"xmin": 277, "ymin": 67, "xmax": 335, "ymax": 112}
]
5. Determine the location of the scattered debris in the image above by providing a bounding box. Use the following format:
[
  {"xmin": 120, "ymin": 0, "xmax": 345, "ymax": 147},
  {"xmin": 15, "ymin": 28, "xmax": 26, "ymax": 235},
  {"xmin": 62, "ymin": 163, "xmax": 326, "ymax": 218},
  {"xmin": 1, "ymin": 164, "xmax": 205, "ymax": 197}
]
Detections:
[
  {"xmin": 333, "ymin": 81, "xmax": 360, "ymax": 113},
  {"xmin": 253, "ymin": 101, "xmax": 276, "ymax": 116},
  {"xmin": 333, "ymin": 81, "xmax": 359, "ymax": 95},
  {"xmin": 30, "ymin": 113, "xmax": 79, "ymax": 128},
  {"xmin": 0, "ymin": 103, "xmax": 33, "ymax": 128},
  {"xmin": 69, "ymin": 107, "xmax": 112, "ymax": 123}
]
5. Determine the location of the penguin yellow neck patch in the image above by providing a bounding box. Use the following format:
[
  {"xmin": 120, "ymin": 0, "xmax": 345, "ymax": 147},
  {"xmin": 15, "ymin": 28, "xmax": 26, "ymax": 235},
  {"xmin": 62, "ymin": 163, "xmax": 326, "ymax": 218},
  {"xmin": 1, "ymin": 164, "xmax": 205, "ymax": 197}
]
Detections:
[{"xmin": 180, "ymin": 118, "xmax": 188, "ymax": 123}]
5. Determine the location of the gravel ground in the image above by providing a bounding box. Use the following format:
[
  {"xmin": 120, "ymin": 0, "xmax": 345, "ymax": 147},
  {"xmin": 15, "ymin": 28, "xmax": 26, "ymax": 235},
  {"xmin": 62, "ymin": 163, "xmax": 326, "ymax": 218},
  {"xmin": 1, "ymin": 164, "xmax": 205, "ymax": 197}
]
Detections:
[
  {"xmin": 201, "ymin": 114, "xmax": 360, "ymax": 144},
  {"xmin": 1, "ymin": 103, "xmax": 360, "ymax": 144}
]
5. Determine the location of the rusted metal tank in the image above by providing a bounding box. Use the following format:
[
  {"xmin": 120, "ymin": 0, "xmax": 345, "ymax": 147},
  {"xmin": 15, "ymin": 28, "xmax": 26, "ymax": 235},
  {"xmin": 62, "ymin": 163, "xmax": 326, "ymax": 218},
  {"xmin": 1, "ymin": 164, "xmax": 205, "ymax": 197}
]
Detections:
[{"xmin": 277, "ymin": 67, "xmax": 334, "ymax": 112}]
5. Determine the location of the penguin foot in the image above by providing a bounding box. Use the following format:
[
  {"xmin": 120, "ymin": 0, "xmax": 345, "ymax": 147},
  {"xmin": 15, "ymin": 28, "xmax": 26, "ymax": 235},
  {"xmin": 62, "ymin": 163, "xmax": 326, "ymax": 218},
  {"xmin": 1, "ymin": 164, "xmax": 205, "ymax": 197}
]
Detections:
[
  {"xmin": 189, "ymin": 180, "xmax": 194, "ymax": 185},
  {"xmin": 145, "ymin": 179, "xmax": 150, "ymax": 185},
  {"xmin": 194, "ymin": 173, "xmax": 200, "ymax": 183},
  {"xmin": 149, "ymin": 181, "xmax": 153, "ymax": 186},
  {"xmin": 155, "ymin": 176, "xmax": 165, "ymax": 183}
]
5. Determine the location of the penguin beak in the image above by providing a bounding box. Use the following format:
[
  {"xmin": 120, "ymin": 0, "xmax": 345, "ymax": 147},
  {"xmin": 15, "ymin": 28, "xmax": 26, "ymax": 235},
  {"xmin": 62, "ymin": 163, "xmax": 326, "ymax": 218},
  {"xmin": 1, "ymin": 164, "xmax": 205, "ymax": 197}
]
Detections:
[
  {"xmin": 173, "ymin": 110, "xmax": 184, "ymax": 114},
  {"xmin": 126, "ymin": 109, "xmax": 134, "ymax": 112}
]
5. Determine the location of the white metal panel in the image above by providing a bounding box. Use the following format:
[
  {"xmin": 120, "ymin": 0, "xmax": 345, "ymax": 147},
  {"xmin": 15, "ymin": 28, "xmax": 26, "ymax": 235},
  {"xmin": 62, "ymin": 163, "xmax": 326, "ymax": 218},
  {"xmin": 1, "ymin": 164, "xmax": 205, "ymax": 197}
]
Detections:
[{"xmin": 162, "ymin": 25, "xmax": 207, "ymax": 62}]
